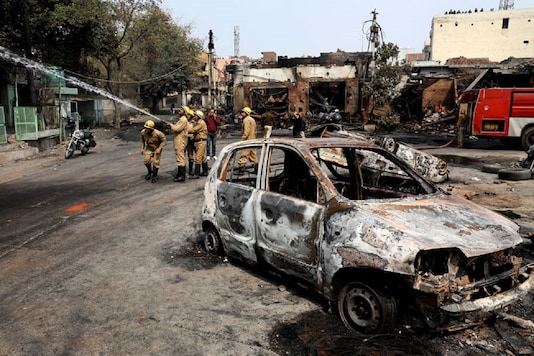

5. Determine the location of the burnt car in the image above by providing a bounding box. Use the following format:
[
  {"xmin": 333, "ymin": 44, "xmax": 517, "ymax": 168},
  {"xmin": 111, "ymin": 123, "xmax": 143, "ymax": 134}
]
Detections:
[{"xmin": 201, "ymin": 137, "xmax": 534, "ymax": 334}]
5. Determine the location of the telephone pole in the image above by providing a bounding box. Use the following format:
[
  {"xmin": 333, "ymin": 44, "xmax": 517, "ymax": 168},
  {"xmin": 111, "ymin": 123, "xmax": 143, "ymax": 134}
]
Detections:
[{"xmin": 208, "ymin": 30, "xmax": 215, "ymax": 107}]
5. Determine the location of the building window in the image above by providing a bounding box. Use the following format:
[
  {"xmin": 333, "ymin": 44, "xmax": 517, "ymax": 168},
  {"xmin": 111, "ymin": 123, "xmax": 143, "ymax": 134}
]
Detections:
[{"xmin": 502, "ymin": 18, "xmax": 509, "ymax": 29}]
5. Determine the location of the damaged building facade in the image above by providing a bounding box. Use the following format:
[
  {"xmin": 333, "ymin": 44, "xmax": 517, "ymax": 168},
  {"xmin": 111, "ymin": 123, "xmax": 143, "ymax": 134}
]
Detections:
[
  {"xmin": 429, "ymin": 7, "xmax": 534, "ymax": 63},
  {"xmin": 225, "ymin": 52, "xmax": 371, "ymax": 121}
]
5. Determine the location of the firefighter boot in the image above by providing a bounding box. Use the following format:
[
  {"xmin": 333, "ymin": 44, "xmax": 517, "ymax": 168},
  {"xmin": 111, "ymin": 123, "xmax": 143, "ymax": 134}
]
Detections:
[
  {"xmin": 201, "ymin": 162, "xmax": 209, "ymax": 176},
  {"xmin": 190, "ymin": 163, "xmax": 200, "ymax": 179},
  {"xmin": 151, "ymin": 167, "xmax": 159, "ymax": 183},
  {"xmin": 174, "ymin": 166, "xmax": 186, "ymax": 182},
  {"xmin": 188, "ymin": 160, "xmax": 194, "ymax": 176},
  {"xmin": 144, "ymin": 164, "xmax": 152, "ymax": 180}
]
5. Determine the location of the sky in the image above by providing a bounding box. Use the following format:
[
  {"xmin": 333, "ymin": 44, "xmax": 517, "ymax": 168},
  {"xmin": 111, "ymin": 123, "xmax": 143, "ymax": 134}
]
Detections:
[{"xmin": 161, "ymin": 0, "xmax": 534, "ymax": 58}]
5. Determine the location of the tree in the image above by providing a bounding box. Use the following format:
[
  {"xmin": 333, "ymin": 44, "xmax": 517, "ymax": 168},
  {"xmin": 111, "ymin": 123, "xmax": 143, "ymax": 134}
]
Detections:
[
  {"xmin": 122, "ymin": 6, "xmax": 203, "ymax": 112},
  {"xmin": 2, "ymin": 0, "xmax": 204, "ymax": 127},
  {"xmin": 362, "ymin": 42, "xmax": 401, "ymax": 130}
]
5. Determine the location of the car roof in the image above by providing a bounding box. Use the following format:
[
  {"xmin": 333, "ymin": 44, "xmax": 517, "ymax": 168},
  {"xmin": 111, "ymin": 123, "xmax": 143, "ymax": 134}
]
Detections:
[{"xmin": 230, "ymin": 137, "xmax": 377, "ymax": 150}]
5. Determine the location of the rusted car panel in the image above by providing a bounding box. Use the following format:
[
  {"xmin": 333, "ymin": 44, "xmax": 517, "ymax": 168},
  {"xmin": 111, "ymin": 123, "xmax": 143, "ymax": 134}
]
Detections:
[
  {"xmin": 201, "ymin": 137, "xmax": 533, "ymax": 333},
  {"xmin": 309, "ymin": 124, "xmax": 449, "ymax": 183}
]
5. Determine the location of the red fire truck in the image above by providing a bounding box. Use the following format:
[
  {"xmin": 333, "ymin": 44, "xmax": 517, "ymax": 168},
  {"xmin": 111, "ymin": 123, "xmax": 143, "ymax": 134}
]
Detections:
[{"xmin": 458, "ymin": 87, "xmax": 534, "ymax": 150}]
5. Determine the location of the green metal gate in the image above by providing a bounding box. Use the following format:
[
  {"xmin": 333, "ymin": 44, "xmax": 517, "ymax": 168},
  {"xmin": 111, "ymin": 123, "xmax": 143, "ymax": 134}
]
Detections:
[
  {"xmin": 14, "ymin": 106, "xmax": 38, "ymax": 141},
  {"xmin": 0, "ymin": 106, "xmax": 7, "ymax": 144}
]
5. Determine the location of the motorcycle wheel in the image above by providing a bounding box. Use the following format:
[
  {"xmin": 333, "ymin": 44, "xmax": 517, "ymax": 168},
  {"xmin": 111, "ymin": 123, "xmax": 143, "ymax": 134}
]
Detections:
[{"xmin": 65, "ymin": 143, "xmax": 74, "ymax": 159}]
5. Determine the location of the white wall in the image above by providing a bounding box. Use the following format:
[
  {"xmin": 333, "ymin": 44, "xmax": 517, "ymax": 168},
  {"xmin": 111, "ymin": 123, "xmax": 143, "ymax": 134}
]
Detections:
[
  {"xmin": 236, "ymin": 65, "xmax": 356, "ymax": 84},
  {"xmin": 430, "ymin": 8, "xmax": 534, "ymax": 63}
]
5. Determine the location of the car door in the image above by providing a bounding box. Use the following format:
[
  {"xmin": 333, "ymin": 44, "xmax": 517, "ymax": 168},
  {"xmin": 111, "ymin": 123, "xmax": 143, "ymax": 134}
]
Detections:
[
  {"xmin": 254, "ymin": 145, "xmax": 325, "ymax": 283},
  {"xmin": 215, "ymin": 144, "xmax": 263, "ymax": 263}
]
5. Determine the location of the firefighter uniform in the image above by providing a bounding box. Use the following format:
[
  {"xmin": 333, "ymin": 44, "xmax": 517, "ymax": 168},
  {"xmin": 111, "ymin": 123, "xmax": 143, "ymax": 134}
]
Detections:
[
  {"xmin": 186, "ymin": 114, "xmax": 196, "ymax": 176},
  {"xmin": 190, "ymin": 110, "xmax": 208, "ymax": 178},
  {"xmin": 238, "ymin": 107, "xmax": 258, "ymax": 168},
  {"xmin": 140, "ymin": 120, "xmax": 166, "ymax": 183},
  {"xmin": 167, "ymin": 106, "xmax": 190, "ymax": 182}
]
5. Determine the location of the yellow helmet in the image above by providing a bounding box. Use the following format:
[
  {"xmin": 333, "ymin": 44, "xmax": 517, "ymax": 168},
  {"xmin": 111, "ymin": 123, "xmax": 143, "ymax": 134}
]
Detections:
[
  {"xmin": 182, "ymin": 105, "xmax": 190, "ymax": 114},
  {"xmin": 187, "ymin": 108, "xmax": 195, "ymax": 116},
  {"xmin": 241, "ymin": 106, "xmax": 252, "ymax": 115},
  {"xmin": 195, "ymin": 110, "xmax": 205, "ymax": 119},
  {"xmin": 144, "ymin": 120, "xmax": 155, "ymax": 129}
]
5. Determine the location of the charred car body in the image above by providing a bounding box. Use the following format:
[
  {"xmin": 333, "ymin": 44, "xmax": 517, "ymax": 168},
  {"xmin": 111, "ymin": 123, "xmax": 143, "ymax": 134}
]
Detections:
[
  {"xmin": 201, "ymin": 137, "xmax": 534, "ymax": 334},
  {"xmin": 309, "ymin": 123, "xmax": 449, "ymax": 183}
]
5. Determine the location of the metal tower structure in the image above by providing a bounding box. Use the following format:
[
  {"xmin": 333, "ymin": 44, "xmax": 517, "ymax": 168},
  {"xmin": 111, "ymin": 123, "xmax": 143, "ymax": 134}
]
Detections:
[
  {"xmin": 234, "ymin": 26, "xmax": 240, "ymax": 58},
  {"xmin": 499, "ymin": 0, "xmax": 514, "ymax": 10},
  {"xmin": 362, "ymin": 9, "xmax": 383, "ymax": 59}
]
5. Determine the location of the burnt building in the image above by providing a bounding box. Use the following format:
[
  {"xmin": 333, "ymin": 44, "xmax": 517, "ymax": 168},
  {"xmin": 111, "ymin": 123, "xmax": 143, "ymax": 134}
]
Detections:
[{"xmin": 225, "ymin": 51, "xmax": 372, "ymax": 120}]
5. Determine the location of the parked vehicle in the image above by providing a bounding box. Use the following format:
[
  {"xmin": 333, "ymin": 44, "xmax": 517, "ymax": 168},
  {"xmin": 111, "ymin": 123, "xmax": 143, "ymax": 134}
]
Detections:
[
  {"xmin": 458, "ymin": 87, "xmax": 534, "ymax": 149},
  {"xmin": 309, "ymin": 123, "xmax": 449, "ymax": 183},
  {"xmin": 201, "ymin": 137, "xmax": 534, "ymax": 334},
  {"xmin": 65, "ymin": 129, "xmax": 97, "ymax": 159}
]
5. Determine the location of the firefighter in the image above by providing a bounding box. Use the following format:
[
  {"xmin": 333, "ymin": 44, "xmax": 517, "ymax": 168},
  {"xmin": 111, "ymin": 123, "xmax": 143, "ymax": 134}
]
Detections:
[
  {"xmin": 237, "ymin": 107, "xmax": 258, "ymax": 169},
  {"xmin": 457, "ymin": 108, "xmax": 468, "ymax": 148},
  {"xmin": 165, "ymin": 106, "xmax": 189, "ymax": 182},
  {"xmin": 140, "ymin": 119, "xmax": 166, "ymax": 183},
  {"xmin": 185, "ymin": 108, "xmax": 196, "ymax": 177},
  {"xmin": 190, "ymin": 110, "xmax": 209, "ymax": 179}
]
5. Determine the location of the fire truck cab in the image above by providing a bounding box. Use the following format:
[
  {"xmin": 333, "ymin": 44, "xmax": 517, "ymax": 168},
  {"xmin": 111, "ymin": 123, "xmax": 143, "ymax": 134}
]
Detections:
[{"xmin": 458, "ymin": 88, "xmax": 534, "ymax": 150}]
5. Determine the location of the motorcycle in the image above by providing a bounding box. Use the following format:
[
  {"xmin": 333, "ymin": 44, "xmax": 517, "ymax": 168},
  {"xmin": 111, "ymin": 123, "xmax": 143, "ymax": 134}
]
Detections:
[
  {"xmin": 317, "ymin": 110, "xmax": 342, "ymax": 124},
  {"xmin": 65, "ymin": 129, "xmax": 97, "ymax": 159}
]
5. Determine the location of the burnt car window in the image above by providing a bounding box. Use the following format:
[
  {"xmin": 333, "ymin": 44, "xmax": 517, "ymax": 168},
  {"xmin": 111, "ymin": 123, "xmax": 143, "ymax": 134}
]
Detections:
[
  {"xmin": 222, "ymin": 146, "xmax": 261, "ymax": 188},
  {"xmin": 266, "ymin": 147, "xmax": 319, "ymax": 203},
  {"xmin": 313, "ymin": 147, "xmax": 429, "ymax": 199}
]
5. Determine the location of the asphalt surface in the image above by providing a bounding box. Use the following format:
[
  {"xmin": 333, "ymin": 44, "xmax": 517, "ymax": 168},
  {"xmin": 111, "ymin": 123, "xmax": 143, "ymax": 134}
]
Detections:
[{"xmin": 0, "ymin": 124, "xmax": 533, "ymax": 355}]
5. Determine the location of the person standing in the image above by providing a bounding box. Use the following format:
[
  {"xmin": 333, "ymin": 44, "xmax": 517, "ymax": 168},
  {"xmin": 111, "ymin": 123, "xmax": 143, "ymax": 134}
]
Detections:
[
  {"xmin": 237, "ymin": 107, "xmax": 258, "ymax": 169},
  {"xmin": 140, "ymin": 119, "xmax": 166, "ymax": 183},
  {"xmin": 204, "ymin": 108, "xmax": 221, "ymax": 160},
  {"xmin": 185, "ymin": 109, "xmax": 196, "ymax": 177},
  {"xmin": 165, "ymin": 106, "xmax": 189, "ymax": 182},
  {"xmin": 291, "ymin": 109, "xmax": 305, "ymax": 138},
  {"xmin": 261, "ymin": 110, "xmax": 275, "ymax": 138},
  {"xmin": 190, "ymin": 110, "xmax": 209, "ymax": 179}
]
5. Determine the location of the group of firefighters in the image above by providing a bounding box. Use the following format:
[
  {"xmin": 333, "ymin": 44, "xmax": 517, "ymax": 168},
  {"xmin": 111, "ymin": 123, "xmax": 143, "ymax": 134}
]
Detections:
[{"xmin": 140, "ymin": 106, "xmax": 255, "ymax": 183}]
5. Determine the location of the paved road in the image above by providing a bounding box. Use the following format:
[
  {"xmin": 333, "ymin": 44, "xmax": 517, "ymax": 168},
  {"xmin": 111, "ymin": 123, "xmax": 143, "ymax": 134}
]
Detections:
[
  {"xmin": 0, "ymin": 126, "xmax": 318, "ymax": 355},
  {"xmin": 0, "ymin": 126, "xmax": 533, "ymax": 355}
]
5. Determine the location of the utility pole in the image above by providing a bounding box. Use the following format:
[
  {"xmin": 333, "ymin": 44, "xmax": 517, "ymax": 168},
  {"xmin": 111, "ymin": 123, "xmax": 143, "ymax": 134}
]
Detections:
[{"xmin": 208, "ymin": 30, "xmax": 214, "ymax": 107}]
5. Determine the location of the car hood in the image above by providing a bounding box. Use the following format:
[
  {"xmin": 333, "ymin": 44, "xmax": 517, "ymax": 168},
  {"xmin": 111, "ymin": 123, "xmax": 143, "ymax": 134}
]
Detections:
[{"xmin": 327, "ymin": 193, "xmax": 522, "ymax": 274}]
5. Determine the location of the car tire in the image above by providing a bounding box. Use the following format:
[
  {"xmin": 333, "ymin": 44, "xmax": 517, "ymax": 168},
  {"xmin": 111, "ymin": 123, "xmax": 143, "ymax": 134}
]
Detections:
[
  {"xmin": 337, "ymin": 281, "xmax": 397, "ymax": 334},
  {"xmin": 481, "ymin": 163, "xmax": 505, "ymax": 174},
  {"xmin": 204, "ymin": 225, "xmax": 223, "ymax": 256},
  {"xmin": 498, "ymin": 168, "xmax": 532, "ymax": 181}
]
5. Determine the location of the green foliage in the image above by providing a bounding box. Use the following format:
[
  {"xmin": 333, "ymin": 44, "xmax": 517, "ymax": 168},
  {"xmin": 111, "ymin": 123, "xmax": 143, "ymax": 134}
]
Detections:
[
  {"xmin": 125, "ymin": 5, "xmax": 203, "ymax": 110},
  {"xmin": 362, "ymin": 42, "xmax": 402, "ymax": 130},
  {"xmin": 0, "ymin": 0, "xmax": 203, "ymax": 121}
]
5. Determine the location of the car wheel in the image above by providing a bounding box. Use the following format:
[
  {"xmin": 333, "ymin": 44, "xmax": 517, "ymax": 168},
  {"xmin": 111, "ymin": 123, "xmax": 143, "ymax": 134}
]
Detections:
[
  {"xmin": 204, "ymin": 225, "xmax": 223, "ymax": 256},
  {"xmin": 498, "ymin": 168, "xmax": 532, "ymax": 181},
  {"xmin": 337, "ymin": 281, "xmax": 397, "ymax": 334}
]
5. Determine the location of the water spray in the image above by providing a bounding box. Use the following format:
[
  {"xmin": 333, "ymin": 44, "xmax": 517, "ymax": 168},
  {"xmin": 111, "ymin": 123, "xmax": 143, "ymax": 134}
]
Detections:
[{"xmin": 0, "ymin": 45, "xmax": 162, "ymax": 122}]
